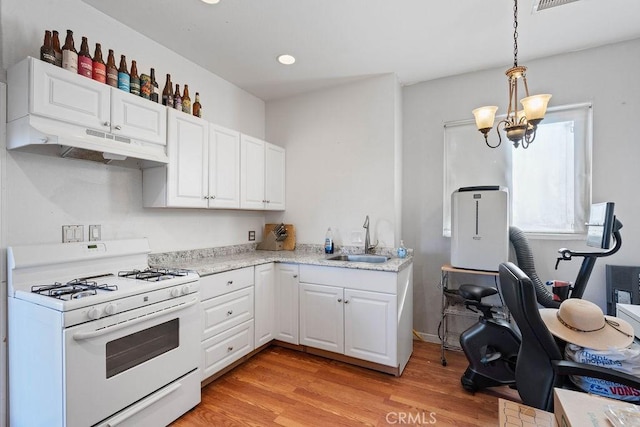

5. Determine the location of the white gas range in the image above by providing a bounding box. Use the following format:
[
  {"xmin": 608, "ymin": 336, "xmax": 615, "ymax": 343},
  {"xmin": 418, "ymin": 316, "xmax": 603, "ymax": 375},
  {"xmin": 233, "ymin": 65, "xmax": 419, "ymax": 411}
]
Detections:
[{"xmin": 7, "ymin": 239, "xmax": 201, "ymax": 427}]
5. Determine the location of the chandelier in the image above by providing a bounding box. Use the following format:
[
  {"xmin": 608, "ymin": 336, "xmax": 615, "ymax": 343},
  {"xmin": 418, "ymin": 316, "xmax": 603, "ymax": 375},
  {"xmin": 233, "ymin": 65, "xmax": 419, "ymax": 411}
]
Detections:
[{"xmin": 472, "ymin": 0, "xmax": 552, "ymax": 149}]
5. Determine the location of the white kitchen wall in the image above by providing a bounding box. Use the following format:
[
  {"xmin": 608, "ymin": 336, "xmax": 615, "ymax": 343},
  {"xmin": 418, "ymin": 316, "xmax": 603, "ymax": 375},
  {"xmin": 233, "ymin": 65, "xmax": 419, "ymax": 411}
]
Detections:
[
  {"xmin": 265, "ymin": 74, "xmax": 401, "ymax": 249},
  {"xmin": 0, "ymin": 0, "xmax": 268, "ymax": 252},
  {"xmin": 403, "ymin": 38, "xmax": 640, "ymax": 340}
]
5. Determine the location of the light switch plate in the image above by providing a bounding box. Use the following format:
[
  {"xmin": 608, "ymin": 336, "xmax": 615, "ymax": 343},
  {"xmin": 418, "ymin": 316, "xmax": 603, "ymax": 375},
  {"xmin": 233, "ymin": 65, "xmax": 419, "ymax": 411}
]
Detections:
[
  {"xmin": 89, "ymin": 225, "xmax": 101, "ymax": 241},
  {"xmin": 248, "ymin": 230, "xmax": 256, "ymax": 241},
  {"xmin": 62, "ymin": 225, "xmax": 84, "ymax": 243}
]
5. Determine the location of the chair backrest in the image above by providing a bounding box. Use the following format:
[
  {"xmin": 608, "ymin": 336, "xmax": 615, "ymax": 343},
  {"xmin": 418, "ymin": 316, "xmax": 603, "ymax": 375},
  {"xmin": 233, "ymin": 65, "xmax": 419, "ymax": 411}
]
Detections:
[
  {"xmin": 509, "ymin": 226, "xmax": 560, "ymax": 308},
  {"xmin": 499, "ymin": 262, "xmax": 564, "ymax": 411}
]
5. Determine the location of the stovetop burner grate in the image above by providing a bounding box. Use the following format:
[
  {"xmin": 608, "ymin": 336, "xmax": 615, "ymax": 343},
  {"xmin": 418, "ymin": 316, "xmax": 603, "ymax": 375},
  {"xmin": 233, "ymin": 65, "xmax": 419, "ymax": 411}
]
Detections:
[
  {"xmin": 118, "ymin": 268, "xmax": 190, "ymax": 282},
  {"xmin": 32, "ymin": 279, "xmax": 118, "ymax": 300}
]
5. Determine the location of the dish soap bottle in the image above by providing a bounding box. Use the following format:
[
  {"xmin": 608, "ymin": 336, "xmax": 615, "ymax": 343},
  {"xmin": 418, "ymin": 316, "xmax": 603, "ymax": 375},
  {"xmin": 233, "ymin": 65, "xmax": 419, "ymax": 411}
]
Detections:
[
  {"xmin": 397, "ymin": 240, "xmax": 407, "ymax": 258},
  {"xmin": 324, "ymin": 228, "xmax": 334, "ymax": 254}
]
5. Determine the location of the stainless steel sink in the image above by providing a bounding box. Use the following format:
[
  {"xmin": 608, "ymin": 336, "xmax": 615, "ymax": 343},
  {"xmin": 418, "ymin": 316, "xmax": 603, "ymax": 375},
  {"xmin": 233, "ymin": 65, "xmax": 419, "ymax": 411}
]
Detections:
[{"xmin": 326, "ymin": 254, "xmax": 390, "ymax": 263}]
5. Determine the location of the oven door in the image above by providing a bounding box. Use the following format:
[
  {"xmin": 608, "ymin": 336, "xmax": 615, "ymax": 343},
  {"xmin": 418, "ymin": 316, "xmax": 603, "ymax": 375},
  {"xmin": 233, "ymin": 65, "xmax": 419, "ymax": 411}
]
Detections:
[{"xmin": 63, "ymin": 293, "xmax": 200, "ymax": 427}]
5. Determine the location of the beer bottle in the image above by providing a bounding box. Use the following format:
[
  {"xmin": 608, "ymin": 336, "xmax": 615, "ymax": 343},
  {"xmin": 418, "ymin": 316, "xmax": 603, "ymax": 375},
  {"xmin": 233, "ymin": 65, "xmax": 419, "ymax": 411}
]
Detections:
[
  {"xmin": 182, "ymin": 84, "xmax": 191, "ymax": 114},
  {"xmin": 162, "ymin": 74, "xmax": 173, "ymax": 107},
  {"xmin": 192, "ymin": 92, "xmax": 202, "ymax": 118},
  {"xmin": 150, "ymin": 68, "xmax": 159, "ymax": 103},
  {"xmin": 92, "ymin": 43, "xmax": 106, "ymax": 83},
  {"xmin": 173, "ymin": 84, "xmax": 182, "ymax": 111},
  {"xmin": 40, "ymin": 30, "xmax": 56, "ymax": 65},
  {"xmin": 117, "ymin": 55, "xmax": 130, "ymax": 92},
  {"xmin": 106, "ymin": 49, "xmax": 118, "ymax": 87},
  {"xmin": 61, "ymin": 30, "xmax": 78, "ymax": 73},
  {"xmin": 77, "ymin": 36, "xmax": 93, "ymax": 78},
  {"xmin": 52, "ymin": 30, "xmax": 62, "ymax": 67},
  {"xmin": 130, "ymin": 60, "xmax": 140, "ymax": 96}
]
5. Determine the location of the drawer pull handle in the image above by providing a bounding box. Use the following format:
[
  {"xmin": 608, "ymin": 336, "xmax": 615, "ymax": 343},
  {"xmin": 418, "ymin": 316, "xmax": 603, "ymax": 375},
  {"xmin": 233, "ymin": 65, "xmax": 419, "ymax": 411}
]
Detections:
[
  {"xmin": 337, "ymin": 298, "xmax": 342, "ymax": 303},
  {"xmin": 293, "ymin": 275, "xmax": 298, "ymax": 278},
  {"xmin": 227, "ymin": 310, "xmax": 233, "ymax": 316},
  {"xmin": 227, "ymin": 346, "xmax": 234, "ymax": 352},
  {"xmin": 227, "ymin": 280, "xmax": 233, "ymax": 285},
  {"xmin": 344, "ymin": 300, "xmax": 349, "ymax": 304}
]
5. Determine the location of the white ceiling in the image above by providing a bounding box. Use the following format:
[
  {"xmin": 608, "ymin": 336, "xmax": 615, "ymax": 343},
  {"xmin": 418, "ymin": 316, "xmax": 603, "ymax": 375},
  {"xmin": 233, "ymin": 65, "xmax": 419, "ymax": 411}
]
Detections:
[{"xmin": 82, "ymin": 0, "xmax": 640, "ymax": 101}]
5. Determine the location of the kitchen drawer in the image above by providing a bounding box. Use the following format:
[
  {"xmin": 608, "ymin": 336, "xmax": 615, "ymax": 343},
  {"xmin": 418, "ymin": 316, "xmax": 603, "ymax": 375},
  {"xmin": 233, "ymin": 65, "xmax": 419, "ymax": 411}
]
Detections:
[
  {"xmin": 202, "ymin": 286, "xmax": 254, "ymax": 341},
  {"xmin": 200, "ymin": 266, "xmax": 254, "ymax": 300},
  {"xmin": 201, "ymin": 319, "xmax": 254, "ymax": 380}
]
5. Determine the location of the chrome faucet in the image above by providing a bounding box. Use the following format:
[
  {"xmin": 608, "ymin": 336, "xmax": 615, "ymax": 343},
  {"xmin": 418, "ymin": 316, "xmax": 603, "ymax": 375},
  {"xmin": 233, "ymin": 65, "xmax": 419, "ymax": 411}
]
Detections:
[{"xmin": 363, "ymin": 215, "xmax": 372, "ymax": 254}]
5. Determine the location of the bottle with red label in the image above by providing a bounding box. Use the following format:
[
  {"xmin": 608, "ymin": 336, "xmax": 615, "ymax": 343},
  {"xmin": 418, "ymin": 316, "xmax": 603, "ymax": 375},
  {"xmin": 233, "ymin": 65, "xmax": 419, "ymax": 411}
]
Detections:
[
  {"xmin": 61, "ymin": 30, "xmax": 78, "ymax": 73},
  {"xmin": 92, "ymin": 43, "xmax": 106, "ymax": 83},
  {"xmin": 106, "ymin": 49, "xmax": 118, "ymax": 87},
  {"xmin": 77, "ymin": 37, "xmax": 93, "ymax": 78}
]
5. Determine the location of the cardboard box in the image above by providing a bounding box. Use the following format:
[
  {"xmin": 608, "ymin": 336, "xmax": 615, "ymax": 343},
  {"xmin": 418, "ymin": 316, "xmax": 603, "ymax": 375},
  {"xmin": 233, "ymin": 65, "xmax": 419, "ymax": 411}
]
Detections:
[
  {"xmin": 498, "ymin": 398, "xmax": 557, "ymax": 426},
  {"xmin": 553, "ymin": 388, "xmax": 638, "ymax": 427}
]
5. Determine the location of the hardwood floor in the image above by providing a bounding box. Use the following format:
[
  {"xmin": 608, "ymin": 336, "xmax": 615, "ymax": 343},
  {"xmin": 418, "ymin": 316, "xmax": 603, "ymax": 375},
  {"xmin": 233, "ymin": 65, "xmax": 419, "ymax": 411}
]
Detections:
[{"xmin": 172, "ymin": 341, "xmax": 520, "ymax": 426}]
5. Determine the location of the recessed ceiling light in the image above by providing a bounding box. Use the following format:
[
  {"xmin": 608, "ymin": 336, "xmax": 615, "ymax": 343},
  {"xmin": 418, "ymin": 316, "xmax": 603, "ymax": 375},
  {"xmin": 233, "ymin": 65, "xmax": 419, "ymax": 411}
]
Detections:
[
  {"xmin": 201, "ymin": 0, "xmax": 220, "ymax": 4},
  {"xmin": 277, "ymin": 54, "xmax": 296, "ymax": 65}
]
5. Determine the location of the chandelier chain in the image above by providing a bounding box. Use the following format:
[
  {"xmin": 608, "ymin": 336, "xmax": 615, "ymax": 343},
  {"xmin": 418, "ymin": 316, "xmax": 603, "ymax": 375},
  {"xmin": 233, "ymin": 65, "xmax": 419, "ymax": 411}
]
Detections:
[{"xmin": 513, "ymin": 0, "xmax": 519, "ymax": 67}]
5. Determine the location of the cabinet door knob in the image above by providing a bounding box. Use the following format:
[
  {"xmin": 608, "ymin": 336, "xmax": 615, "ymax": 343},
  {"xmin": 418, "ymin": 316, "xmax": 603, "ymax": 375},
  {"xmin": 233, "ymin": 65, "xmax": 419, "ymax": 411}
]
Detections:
[
  {"xmin": 337, "ymin": 298, "xmax": 342, "ymax": 303},
  {"xmin": 103, "ymin": 121, "xmax": 110, "ymax": 127},
  {"xmin": 227, "ymin": 310, "xmax": 233, "ymax": 316},
  {"xmin": 114, "ymin": 125, "xmax": 122, "ymax": 131},
  {"xmin": 210, "ymin": 195, "xmax": 216, "ymax": 199},
  {"xmin": 227, "ymin": 346, "xmax": 234, "ymax": 352},
  {"xmin": 293, "ymin": 275, "xmax": 298, "ymax": 278},
  {"xmin": 344, "ymin": 300, "xmax": 350, "ymax": 304},
  {"xmin": 203, "ymin": 196, "xmax": 209, "ymax": 200},
  {"xmin": 227, "ymin": 280, "xmax": 233, "ymax": 285}
]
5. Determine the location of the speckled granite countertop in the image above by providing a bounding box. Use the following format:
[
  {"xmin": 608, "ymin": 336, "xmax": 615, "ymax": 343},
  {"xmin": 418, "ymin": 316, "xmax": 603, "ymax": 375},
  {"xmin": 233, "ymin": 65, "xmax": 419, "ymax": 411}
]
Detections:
[{"xmin": 149, "ymin": 243, "xmax": 412, "ymax": 277}]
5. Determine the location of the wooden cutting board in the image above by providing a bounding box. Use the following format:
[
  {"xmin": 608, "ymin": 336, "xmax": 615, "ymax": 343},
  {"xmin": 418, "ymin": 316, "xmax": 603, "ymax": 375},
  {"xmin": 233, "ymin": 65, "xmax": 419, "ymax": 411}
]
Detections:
[{"xmin": 264, "ymin": 224, "xmax": 296, "ymax": 250}]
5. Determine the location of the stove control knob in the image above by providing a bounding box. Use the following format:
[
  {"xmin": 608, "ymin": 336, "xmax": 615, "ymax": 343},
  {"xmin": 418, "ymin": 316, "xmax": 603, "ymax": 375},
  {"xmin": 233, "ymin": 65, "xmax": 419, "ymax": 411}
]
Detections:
[
  {"xmin": 87, "ymin": 307, "xmax": 101, "ymax": 320},
  {"xmin": 104, "ymin": 303, "xmax": 117, "ymax": 316},
  {"xmin": 170, "ymin": 288, "xmax": 180, "ymax": 298},
  {"xmin": 181, "ymin": 285, "xmax": 191, "ymax": 295}
]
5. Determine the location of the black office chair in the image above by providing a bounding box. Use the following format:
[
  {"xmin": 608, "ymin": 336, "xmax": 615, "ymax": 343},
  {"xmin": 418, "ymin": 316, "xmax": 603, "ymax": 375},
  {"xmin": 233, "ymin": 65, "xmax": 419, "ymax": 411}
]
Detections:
[{"xmin": 498, "ymin": 262, "xmax": 640, "ymax": 411}]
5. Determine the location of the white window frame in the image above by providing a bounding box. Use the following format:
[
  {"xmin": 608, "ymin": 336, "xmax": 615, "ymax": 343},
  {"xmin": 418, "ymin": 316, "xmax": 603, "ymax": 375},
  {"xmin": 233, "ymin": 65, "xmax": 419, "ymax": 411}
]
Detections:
[{"xmin": 443, "ymin": 102, "xmax": 592, "ymax": 238}]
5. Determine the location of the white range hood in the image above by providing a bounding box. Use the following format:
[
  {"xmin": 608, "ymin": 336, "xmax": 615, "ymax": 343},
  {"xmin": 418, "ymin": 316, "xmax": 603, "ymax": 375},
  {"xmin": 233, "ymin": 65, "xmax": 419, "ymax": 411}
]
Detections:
[{"xmin": 8, "ymin": 114, "xmax": 169, "ymax": 165}]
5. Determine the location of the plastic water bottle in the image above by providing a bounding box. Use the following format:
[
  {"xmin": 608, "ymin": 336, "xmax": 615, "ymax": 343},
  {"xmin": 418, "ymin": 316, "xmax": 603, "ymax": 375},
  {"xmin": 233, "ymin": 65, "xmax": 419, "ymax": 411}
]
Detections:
[
  {"xmin": 397, "ymin": 240, "xmax": 407, "ymax": 258},
  {"xmin": 324, "ymin": 228, "xmax": 334, "ymax": 254}
]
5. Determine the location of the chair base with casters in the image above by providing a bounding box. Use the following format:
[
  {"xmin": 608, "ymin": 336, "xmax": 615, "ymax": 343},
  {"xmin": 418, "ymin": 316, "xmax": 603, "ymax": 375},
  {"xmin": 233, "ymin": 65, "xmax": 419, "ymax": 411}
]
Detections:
[
  {"xmin": 458, "ymin": 283, "xmax": 521, "ymax": 392},
  {"xmin": 499, "ymin": 262, "xmax": 640, "ymax": 412}
]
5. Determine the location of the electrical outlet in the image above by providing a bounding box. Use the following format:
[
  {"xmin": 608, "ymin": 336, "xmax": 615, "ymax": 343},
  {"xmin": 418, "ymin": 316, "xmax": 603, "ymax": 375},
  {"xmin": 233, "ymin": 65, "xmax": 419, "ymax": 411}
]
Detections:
[
  {"xmin": 248, "ymin": 230, "xmax": 256, "ymax": 241},
  {"xmin": 62, "ymin": 225, "xmax": 84, "ymax": 243},
  {"xmin": 89, "ymin": 225, "xmax": 101, "ymax": 241}
]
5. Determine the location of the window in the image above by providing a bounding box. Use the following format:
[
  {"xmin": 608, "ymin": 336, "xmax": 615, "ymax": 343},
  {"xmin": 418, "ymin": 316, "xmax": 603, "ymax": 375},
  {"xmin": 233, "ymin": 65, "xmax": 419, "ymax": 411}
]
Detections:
[{"xmin": 443, "ymin": 103, "xmax": 592, "ymax": 237}]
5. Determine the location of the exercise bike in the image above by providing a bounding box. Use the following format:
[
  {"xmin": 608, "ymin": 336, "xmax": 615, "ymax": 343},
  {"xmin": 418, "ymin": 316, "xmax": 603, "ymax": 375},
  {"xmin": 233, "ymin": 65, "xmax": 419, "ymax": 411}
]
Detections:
[{"xmin": 458, "ymin": 205, "xmax": 623, "ymax": 393}]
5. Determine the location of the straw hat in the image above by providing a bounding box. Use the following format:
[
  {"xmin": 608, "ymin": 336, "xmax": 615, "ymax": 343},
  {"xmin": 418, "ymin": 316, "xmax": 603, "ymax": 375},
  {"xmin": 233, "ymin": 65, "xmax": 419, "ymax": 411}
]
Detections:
[{"xmin": 539, "ymin": 299, "xmax": 634, "ymax": 350}]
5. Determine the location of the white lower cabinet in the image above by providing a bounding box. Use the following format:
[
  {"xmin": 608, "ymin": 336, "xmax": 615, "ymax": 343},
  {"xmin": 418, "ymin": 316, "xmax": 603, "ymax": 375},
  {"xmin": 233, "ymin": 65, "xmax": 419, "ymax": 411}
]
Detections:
[
  {"xmin": 199, "ymin": 267, "xmax": 255, "ymax": 381},
  {"xmin": 254, "ymin": 263, "xmax": 275, "ymax": 347},
  {"xmin": 298, "ymin": 264, "xmax": 413, "ymax": 373},
  {"xmin": 274, "ymin": 263, "xmax": 299, "ymax": 344}
]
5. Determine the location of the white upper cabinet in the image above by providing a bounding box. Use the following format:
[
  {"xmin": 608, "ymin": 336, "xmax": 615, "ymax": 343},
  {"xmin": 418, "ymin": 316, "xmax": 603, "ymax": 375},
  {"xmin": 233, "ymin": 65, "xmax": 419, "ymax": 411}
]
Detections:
[
  {"xmin": 142, "ymin": 111, "xmax": 241, "ymax": 209},
  {"xmin": 166, "ymin": 109, "xmax": 209, "ymax": 207},
  {"xmin": 240, "ymin": 135, "xmax": 285, "ymax": 210},
  {"xmin": 110, "ymin": 89, "xmax": 167, "ymax": 145},
  {"xmin": 208, "ymin": 124, "xmax": 240, "ymax": 209},
  {"xmin": 10, "ymin": 57, "xmax": 166, "ymax": 146}
]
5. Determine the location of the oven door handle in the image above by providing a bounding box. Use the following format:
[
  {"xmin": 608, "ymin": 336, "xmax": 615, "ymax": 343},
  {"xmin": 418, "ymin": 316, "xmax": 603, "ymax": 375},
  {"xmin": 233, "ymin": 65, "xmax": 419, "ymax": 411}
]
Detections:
[
  {"xmin": 73, "ymin": 297, "xmax": 199, "ymax": 341},
  {"xmin": 103, "ymin": 382, "xmax": 182, "ymax": 427}
]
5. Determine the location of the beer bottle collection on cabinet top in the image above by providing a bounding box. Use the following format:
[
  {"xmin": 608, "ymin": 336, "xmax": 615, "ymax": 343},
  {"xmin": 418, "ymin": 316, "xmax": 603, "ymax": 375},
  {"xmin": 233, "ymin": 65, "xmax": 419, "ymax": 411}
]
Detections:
[{"xmin": 39, "ymin": 28, "xmax": 203, "ymax": 117}]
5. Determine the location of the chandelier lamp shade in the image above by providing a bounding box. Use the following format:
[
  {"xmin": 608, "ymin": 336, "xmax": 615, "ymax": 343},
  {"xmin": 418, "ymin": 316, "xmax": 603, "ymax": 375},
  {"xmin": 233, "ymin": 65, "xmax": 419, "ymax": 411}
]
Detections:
[{"xmin": 473, "ymin": 0, "xmax": 552, "ymax": 149}]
